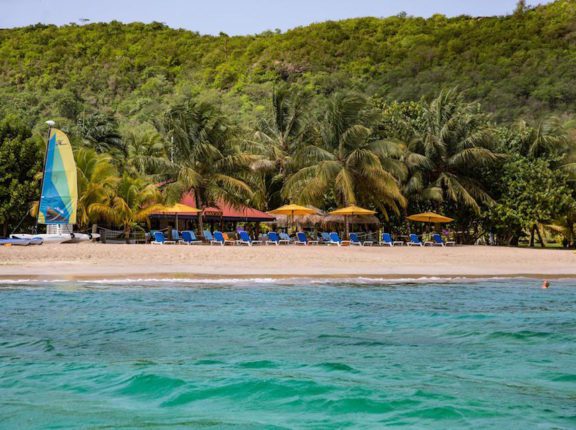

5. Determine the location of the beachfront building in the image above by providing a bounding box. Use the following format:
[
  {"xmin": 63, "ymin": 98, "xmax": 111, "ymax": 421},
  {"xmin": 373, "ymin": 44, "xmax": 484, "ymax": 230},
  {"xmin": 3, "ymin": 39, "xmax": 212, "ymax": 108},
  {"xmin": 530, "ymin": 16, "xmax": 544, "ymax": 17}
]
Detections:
[{"xmin": 149, "ymin": 194, "xmax": 274, "ymax": 234}]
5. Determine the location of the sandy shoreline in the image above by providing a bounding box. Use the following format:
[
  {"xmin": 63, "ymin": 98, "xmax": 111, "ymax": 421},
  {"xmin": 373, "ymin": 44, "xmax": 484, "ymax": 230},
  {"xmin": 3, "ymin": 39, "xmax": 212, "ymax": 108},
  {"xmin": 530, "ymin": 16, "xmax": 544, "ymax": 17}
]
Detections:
[{"xmin": 0, "ymin": 243, "xmax": 574, "ymax": 281}]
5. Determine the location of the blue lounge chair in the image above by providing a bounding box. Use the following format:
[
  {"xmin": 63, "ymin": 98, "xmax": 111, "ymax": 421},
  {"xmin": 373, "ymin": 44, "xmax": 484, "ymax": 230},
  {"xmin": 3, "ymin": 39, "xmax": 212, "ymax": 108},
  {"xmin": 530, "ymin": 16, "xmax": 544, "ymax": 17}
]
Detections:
[
  {"xmin": 379, "ymin": 233, "xmax": 404, "ymax": 247},
  {"xmin": 266, "ymin": 232, "xmax": 279, "ymax": 245},
  {"xmin": 432, "ymin": 233, "xmax": 456, "ymax": 247},
  {"xmin": 148, "ymin": 230, "xmax": 158, "ymax": 243},
  {"xmin": 266, "ymin": 232, "xmax": 290, "ymax": 245},
  {"xmin": 181, "ymin": 231, "xmax": 202, "ymax": 245},
  {"xmin": 328, "ymin": 232, "xmax": 350, "ymax": 246},
  {"xmin": 238, "ymin": 231, "xmax": 262, "ymax": 246},
  {"xmin": 171, "ymin": 229, "xmax": 182, "ymax": 243},
  {"xmin": 279, "ymin": 232, "xmax": 292, "ymax": 244},
  {"xmin": 203, "ymin": 230, "xmax": 214, "ymax": 242},
  {"xmin": 151, "ymin": 231, "xmax": 175, "ymax": 245},
  {"xmin": 295, "ymin": 232, "xmax": 319, "ymax": 246},
  {"xmin": 349, "ymin": 232, "xmax": 373, "ymax": 246},
  {"xmin": 320, "ymin": 232, "xmax": 332, "ymax": 244},
  {"xmin": 211, "ymin": 231, "xmax": 235, "ymax": 246},
  {"xmin": 407, "ymin": 234, "xmax": 423, "ymax": 247}
]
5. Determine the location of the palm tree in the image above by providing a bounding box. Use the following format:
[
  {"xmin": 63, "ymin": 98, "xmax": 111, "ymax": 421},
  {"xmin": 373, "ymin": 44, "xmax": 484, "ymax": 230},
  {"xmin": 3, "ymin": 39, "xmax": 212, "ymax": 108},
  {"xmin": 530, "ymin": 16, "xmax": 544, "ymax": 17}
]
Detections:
[
  {"xmin": 246, "ymin": 86, "xmax": 312, "ymax": 209},
  {"xmin": 156, "ymin": 99, "xmax": 254, "ymax": 232},
  {"xmin": 402, "ymin": 89, "xmax": 500, "ymax": 214},
  {"xmin": 123, "ymin": 130, "xmax": 167, "ymax": 176},
  {"xmin": 284, "ymin": 93, "xmax": 406, "ymax": 216},
  {"xmin": 77, "ymin": 113, "xmax": 125, "ymax": 157},
  {"xmin": 89, "ymin": 174, "xmax": 163, "ymax": 242},
  {"xmin": 553, "ymin": 119, "xmax": 576, "ymax": 246},
  {"xmin": 75, "ymin": 148, "xmax": 118, "ymax": 230},
  {"xmin": 524, "ymin": 117, "xmax": 576, "ymax": 180},
  {"xmin": 514, "ymin": 116, "xmax": 570, "ymax": 159}
]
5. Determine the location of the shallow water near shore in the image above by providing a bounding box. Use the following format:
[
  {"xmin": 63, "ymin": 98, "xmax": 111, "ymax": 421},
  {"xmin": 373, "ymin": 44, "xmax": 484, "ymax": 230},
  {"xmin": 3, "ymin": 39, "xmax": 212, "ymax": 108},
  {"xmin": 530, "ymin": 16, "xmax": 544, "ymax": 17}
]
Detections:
[{"xmin": 1, "ymin": 279, "xmax": 575, "ymax": 429}]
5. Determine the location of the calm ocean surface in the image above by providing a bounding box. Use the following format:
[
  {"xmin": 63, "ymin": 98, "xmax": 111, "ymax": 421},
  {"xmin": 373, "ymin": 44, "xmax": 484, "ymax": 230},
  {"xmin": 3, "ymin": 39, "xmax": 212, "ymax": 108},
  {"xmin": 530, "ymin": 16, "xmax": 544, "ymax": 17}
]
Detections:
[{"xmin": 0, "ymin": 279, "xmax": 575, "ymax": 429}]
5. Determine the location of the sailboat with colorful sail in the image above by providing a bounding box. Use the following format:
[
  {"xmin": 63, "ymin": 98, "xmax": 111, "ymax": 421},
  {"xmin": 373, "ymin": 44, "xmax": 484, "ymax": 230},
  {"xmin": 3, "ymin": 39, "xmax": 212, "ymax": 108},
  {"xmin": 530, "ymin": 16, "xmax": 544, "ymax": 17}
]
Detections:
[
  {"xmin": 12, "ymin": 122, "xmax": 97, "ymax": 244},
  {"xmin": 38, "ymin": 127, "xmax": 78, "ymax": 226}
]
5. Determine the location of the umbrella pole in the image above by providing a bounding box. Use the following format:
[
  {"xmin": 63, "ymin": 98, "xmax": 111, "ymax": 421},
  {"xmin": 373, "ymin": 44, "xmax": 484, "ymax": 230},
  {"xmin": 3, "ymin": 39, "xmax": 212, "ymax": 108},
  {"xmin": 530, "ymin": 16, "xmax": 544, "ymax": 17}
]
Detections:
[{"xmin": 345, "ymin": 215, "xmax": 349, "ymax": 239}]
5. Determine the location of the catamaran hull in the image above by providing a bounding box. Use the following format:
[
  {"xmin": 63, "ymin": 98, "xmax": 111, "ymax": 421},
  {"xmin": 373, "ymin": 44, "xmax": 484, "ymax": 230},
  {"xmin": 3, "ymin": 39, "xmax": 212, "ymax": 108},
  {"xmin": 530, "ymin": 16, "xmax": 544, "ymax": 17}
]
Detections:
[
  {"xmin": 12, "ymin": 233, "xmax": 100, "ymax": 244},
  {"xmin": 0, "ymin": 238, "xmax": 43, "ymax": 246},
  {"xmin": 12, "ymin": 234, "xmax": 71, "ymax": 244},
  {"xmin": 64, "ymin": 233, "xmax": 100, "ymax": 243}
]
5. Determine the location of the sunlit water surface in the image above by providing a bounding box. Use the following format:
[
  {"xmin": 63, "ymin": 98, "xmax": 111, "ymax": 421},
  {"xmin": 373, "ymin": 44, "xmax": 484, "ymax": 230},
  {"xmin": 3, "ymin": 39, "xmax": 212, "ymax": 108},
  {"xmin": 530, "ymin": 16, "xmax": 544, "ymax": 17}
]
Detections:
[{"xmin": 0, "ymin": 279, "xmax": 575, "ymax": 429}]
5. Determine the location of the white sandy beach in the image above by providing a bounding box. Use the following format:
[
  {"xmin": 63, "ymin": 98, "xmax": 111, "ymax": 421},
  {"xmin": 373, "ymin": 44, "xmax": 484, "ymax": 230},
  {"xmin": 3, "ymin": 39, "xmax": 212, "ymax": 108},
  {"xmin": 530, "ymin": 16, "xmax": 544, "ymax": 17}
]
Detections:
[{"xmin": 0, "ymin": 243, "xmax": 574, "ymax": 280}]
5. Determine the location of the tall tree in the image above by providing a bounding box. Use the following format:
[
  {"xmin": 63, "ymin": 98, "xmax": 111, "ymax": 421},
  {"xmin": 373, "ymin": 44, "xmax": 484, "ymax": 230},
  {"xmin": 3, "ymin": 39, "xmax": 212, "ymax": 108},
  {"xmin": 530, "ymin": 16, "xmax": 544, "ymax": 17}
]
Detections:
[
  {"xmin": 157, "ymin": 99, "xmax": 254, "ymax": 232},
  {"xmin": 284, "ymin": 93, "xmax": 405, "ymax": 216},
  {"xmin": 123, "ymin": 129, "xmax": 167, "ymax": 176},
  {"xmin": 75, "ymin": 148, "xmax": 118, "ymax": 230},
  {"xmin": 89, "ymin": 174, "xmax": 163, "ymax": 242},
  {"xmin": 513, "ymin": 117, "xmax": 570, "ymax": 159},
  {"xmin": 0, "ymin": 116, "xmax": 42, "ymax": 236},
  {"xmin": 402, "ymin": 89, "xmax": 500, "ymax": 214},
  {"xmin": 487, "ymin": 156, "xmax": 574, "ymax": 247},
  {"xmin": 247, "ymin": 86, "xmax": 312, "ymax": 209},
  {"xmin": 77, "ymin": 113, "xmax": 125, "ymax": 157}
]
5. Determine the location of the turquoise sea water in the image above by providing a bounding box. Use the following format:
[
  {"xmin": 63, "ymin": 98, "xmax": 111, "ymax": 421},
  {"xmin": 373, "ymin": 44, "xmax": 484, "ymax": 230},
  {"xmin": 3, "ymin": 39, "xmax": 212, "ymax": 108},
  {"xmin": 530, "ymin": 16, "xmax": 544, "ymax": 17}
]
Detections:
[{"xmin": 0, "ymin": 279, "xmax": 575, "ymax": 429}]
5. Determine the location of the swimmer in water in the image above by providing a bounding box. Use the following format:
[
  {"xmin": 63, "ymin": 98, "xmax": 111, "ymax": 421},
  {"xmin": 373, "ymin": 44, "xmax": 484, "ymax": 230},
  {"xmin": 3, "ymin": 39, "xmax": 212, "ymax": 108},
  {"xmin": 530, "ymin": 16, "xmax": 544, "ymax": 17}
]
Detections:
[{"xmin": 542, "ymin": 280, "xmax": 550, "ymax": 289}]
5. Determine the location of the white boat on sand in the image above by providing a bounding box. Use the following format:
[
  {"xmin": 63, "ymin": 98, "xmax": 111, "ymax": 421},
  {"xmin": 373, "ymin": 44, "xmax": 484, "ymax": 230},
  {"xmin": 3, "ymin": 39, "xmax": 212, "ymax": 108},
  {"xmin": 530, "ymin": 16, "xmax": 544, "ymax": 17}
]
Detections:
[{"xmin": 11, "ymin": 233, "xmax": 99, "ymax": 244}]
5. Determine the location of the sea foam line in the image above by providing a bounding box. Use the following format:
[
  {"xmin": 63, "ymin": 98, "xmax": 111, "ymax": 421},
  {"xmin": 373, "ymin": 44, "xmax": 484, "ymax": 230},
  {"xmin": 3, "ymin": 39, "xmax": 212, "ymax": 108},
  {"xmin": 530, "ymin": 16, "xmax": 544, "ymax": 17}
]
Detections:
[{"xmin": 0, "ymin": 275, "xmax": 547, "ymax": 288}]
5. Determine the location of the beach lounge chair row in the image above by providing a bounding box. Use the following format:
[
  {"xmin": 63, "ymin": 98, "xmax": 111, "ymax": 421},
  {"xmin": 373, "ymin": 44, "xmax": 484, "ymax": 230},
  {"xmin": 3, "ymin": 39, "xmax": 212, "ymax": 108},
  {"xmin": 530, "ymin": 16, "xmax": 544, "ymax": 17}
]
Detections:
[
  {"xmin": 152, "ymin": 230, "xmax": 455, "ymax": 247},
  {"xmin": 405, "ymin": 233, "xmax": 456, "ymax": 247}
]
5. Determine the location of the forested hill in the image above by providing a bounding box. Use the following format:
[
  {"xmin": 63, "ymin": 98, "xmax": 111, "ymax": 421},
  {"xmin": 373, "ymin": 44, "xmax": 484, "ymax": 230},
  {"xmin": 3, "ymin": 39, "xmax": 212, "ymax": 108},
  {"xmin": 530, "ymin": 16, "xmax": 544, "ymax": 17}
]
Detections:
[{"xmin": 1, "ymin": 0, "xmax": 576, "ymax": 127}]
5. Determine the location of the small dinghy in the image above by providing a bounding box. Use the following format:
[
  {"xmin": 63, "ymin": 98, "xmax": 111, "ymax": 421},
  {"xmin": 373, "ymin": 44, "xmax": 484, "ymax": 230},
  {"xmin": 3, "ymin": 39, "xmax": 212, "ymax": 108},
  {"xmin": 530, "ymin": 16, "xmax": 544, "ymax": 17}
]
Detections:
[
  {"xmin": 12, "ymin": 233, "xmax": 70, "ymax": 244},
  {"xmin": 0, "ymin": 237, "xmax": 43, "ymax": 246}
]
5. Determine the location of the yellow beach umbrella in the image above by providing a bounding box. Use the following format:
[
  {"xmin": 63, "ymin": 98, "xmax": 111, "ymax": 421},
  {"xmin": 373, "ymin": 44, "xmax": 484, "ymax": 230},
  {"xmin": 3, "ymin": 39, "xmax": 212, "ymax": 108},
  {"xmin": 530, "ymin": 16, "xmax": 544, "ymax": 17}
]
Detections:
[
  {"xmin": 269, "ymin": 204, "xmax": 318, "ymax": 216},
  {"xmin": 328, "ymin": 205, "xmax": 377, "ymax": 238},
  {"xmin": 407, "ymin": 212, "xmax": 454, "ymax": 224},
  {"xmin": 329, "ymin": 205, "xmax": 377, "ymax": 217},
  {"xmin": 157, "ymin": 203, "xmax": 201, "ymax": 231},
  {"xmin": 269, "ymin": 204, "xmax": 319, "ymax": 231}
]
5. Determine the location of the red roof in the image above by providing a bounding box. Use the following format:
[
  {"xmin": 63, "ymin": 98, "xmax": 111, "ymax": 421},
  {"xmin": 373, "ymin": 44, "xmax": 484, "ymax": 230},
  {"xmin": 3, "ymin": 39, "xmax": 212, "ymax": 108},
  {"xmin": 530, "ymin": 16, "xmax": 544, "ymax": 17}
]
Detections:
[{"xmin": 180, "ymin": 194, "xmax": 274, "ymax": 222}]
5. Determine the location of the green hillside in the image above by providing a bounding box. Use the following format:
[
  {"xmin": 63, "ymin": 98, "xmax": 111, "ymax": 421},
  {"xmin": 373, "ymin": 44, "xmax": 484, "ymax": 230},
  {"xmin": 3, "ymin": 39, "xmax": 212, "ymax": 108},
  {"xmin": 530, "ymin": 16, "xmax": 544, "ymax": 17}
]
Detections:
[
  {"xmin": 1, "ymin": 0, "xmax": 576, "ymax": 127},
  {"xmin": 1, "ymin": 1, "xmax": 576, "ymax": 246}
]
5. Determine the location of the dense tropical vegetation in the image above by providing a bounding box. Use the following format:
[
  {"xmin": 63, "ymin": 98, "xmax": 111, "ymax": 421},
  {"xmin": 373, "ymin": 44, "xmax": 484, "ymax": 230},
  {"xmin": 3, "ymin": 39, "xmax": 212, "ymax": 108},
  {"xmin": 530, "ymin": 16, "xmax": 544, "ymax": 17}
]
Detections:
[{"xmin": 1, "ymin": 1, "xmax": 575, "ymax": 246}]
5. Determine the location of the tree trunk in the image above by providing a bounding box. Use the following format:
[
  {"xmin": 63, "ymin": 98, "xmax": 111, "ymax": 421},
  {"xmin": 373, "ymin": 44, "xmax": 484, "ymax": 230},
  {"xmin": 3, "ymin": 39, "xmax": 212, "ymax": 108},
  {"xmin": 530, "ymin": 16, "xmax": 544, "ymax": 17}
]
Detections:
[
  {"xmin": 195, "ymin": 192, "xmax": 204, "ymax": 236},
  {"xmin": 529, "ymin": 224, "xmax": 536, "ymax": 247},
  {"xmin": 403, "ymin": 207, "xmax": 411, "ymax": 234},
  {"xmin": 2, "ymin": 222, "xmax": 7, "ymax": 238},
  {"xmin": 124, "ymin": 225, "xmax": 131, "ymax": 244},
  {"xmin": 509, "ymin": 234, "xmax": 519, "ymax": 247},
  {"xmin": 567, "ymin": 219, "xmax": 574, "ymax": 248},
  {"xmin": 535, "ymin": 224, "xmax": 546, "ymax": 248}
]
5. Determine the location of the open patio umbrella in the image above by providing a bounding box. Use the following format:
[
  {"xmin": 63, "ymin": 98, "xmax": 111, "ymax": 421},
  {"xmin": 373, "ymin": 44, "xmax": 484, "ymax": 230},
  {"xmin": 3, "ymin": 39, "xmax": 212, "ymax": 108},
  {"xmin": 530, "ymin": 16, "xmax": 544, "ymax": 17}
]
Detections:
[
  {"xmin": 157, "ymin": 203, "xmax": 201, "ymax": 231},
  {"xmin": 407, "ymin": 212, "xmax": 454, "ymax": 224},
  {"xmin": 269, "ymin": 204, "xmax": 319, "ymax": 231},
  {"xmin": 328, "ymin": 205, "xmax": 377, "ymax": 238}
]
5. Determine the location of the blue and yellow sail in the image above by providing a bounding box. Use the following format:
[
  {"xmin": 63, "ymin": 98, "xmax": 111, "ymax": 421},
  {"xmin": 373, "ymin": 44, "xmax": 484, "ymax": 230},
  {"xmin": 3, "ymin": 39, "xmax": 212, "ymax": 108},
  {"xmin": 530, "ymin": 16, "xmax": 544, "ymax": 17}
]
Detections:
[{"xmin": 37, "ymin": 129, "xmax": 77, "ymax": 225}]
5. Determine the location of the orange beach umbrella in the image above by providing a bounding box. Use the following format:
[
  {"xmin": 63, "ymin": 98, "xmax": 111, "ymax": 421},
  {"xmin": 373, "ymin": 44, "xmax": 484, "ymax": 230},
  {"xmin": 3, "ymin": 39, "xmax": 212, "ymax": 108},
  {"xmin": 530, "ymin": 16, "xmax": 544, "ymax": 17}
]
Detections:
[{"xmin": 407, "ymin": 212, "xmax": 454, "ymax": 224}]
